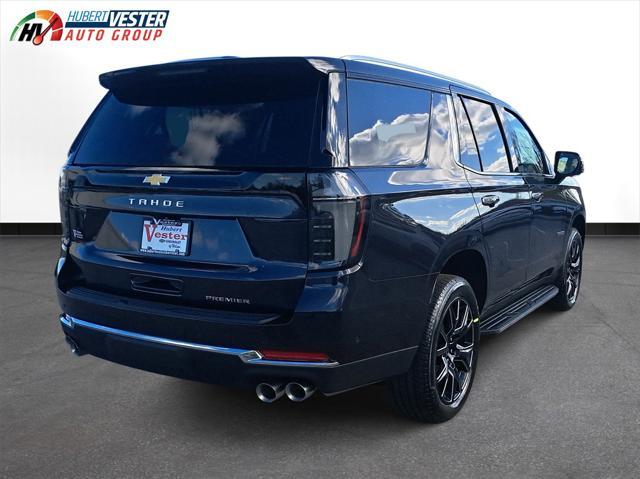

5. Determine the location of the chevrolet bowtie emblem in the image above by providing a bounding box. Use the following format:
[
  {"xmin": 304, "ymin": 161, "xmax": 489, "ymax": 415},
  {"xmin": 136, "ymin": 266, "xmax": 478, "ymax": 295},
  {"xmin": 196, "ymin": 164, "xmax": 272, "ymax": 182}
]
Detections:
[{"xmin": 143, "ymin": 173, "xmax": 170, "ymax": 186}]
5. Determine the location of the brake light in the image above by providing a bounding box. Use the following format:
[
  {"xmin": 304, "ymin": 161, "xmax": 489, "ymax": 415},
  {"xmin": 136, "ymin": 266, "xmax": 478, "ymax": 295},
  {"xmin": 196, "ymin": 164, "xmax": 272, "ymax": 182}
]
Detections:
[
  {"xmin": 308, "ymin": 170, "xmax": 369, "ymax": 271},
  {"xmin": 58, "ymin": 165, "xmax": 71, "ymax": 248}
]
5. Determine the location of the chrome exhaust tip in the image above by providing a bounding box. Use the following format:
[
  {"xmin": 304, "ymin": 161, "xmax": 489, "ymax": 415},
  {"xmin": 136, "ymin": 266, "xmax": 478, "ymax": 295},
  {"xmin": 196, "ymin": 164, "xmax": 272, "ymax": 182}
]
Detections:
[
  {"xmin": 65, "ymin": 336, "xmax": 85, "ymax": 356},
  {"xmin": 256, "ymin": 383, "xmax": 285, "ymax": 403},
  {"xmin": 285, "ymin": 382, "xmax": 316, "ymax": 402}
]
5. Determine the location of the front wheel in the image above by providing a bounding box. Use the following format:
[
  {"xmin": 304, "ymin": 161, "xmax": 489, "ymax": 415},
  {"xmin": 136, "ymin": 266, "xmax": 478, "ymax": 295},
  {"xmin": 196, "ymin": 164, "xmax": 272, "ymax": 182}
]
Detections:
[
  {"xmin": 390, "ymin": 274, "xmax": 480, "ymax": 423},
  {"xmin": 550, "ymin": 227, "xmax": 583, "ymax": 311}
]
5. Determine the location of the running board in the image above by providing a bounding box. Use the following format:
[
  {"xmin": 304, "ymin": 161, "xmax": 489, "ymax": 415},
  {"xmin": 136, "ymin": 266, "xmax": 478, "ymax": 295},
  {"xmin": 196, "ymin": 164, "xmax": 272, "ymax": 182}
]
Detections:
[{"xmin": 480, "ymin": 285, "xmax": 559, "ymax": 335}]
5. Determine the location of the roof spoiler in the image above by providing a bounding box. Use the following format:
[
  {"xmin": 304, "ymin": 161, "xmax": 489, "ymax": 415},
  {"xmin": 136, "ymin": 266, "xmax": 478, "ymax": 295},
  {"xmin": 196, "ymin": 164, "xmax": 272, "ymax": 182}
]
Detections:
[{"xmin": 99, "ymin": 56, "xmax": 343, "ymax": 91}]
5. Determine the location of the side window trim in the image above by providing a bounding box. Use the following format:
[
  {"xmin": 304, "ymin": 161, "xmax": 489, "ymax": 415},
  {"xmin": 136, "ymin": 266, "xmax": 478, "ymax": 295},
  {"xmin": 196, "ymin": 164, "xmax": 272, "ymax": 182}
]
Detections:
[{"xmin": 450, "ymin": 90, "xmax": 524, "ymax": 177}]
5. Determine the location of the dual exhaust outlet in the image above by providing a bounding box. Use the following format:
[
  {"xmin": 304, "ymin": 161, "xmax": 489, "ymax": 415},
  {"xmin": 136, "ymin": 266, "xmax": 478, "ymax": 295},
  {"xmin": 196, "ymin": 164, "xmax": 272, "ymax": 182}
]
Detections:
[{"xmin": 256, "ymin": 382, "xmax": 315, "ymax": 403}]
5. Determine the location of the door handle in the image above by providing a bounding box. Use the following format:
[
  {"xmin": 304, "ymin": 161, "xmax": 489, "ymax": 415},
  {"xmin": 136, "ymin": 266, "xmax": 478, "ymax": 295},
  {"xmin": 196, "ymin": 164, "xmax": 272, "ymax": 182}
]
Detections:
[
  {"xmin": 481, "ymin": 195, "xmax": 500, "ymax": 207},
  {"xmin": 532, "ymin": 191, "xmax": 543, "ymax": 202}
]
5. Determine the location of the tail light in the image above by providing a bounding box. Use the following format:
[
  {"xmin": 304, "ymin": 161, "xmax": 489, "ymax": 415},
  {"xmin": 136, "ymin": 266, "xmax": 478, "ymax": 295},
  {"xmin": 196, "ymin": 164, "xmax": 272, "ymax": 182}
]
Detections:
[
  {"xmin": 58, "ymin": 165, "xmax": 71, "ymax": 249},
  {"xmin": 308, "ymin": 170, "xmax": 369, "ymax": 271}
]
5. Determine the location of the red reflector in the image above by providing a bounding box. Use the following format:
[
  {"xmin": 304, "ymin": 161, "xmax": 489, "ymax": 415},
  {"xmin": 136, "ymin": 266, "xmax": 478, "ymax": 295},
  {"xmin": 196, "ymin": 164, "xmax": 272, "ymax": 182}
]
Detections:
[
  {"xmin": 259, "ymin": 349, "xmax": 331, "ymax": 362},
  {"xmin": 349, "ymin": 197, "xmax": 368, "ymax": 258}
]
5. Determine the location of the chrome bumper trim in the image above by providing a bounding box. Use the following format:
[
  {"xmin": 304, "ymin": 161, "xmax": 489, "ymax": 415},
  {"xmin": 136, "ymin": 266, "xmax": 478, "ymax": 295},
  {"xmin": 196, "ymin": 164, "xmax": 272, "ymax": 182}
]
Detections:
[{"xmin": 59, "ymin": 314, "xmax": 339, "ymax": 368}]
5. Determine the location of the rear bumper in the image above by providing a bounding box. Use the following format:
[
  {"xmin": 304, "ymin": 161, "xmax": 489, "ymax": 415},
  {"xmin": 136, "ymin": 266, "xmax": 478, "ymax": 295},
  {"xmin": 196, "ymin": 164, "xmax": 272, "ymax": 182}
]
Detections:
[
  {"xmin": 59, "ymin": 313, "xmax": 416, "ymax": 395},
  {"xmin": 56, "ymin": 255, "xmax": 435, "ymax": 394}
]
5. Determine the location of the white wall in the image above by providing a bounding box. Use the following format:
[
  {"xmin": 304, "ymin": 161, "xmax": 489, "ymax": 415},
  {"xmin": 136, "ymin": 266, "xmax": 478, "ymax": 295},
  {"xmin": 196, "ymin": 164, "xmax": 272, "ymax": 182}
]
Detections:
[{"xmin": 1, "ymin": 0, "xmax": 638, "ymax": 223}]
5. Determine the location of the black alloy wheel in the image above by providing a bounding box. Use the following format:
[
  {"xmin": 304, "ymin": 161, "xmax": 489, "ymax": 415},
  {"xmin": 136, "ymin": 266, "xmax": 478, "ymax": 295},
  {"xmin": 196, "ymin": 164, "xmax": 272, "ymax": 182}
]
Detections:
[
  {"xmin": 435, "ymin": 298, "xmax": 475, "ymax": 407},
  {"xmin": 551, "ymin": 227, "xmax": 583, "ymax": 311},
  {"xmin": 390, "ymin": 274, "xmax": 480, "ymax": 422},
  {"xmin": 565, "ymin": 233, "xmax": 582, "ymax": 305}
]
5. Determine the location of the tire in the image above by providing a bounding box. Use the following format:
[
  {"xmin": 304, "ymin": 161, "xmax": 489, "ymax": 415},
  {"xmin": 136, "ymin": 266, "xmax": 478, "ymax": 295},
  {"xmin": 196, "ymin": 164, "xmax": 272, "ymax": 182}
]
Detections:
[
  {"xmin": 550, "ymin": 227, "xmax": 583, "ymax": 311},
  {"xmin": 390, "ymin": 274, "xmax": 480, "ymax": 423}
]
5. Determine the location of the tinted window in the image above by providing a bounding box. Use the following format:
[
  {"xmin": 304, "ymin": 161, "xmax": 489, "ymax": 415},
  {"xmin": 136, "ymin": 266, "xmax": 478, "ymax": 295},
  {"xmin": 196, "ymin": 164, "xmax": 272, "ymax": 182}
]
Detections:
[
  {"xmin": 453, "ymin": 96, "xmax": 482, "ymax": 171},
  {"xmin": 462, "ymin": 97, "xmax": 510, "ymax": 173},
  {"xmin": 75, "ymin": 75, "xmax": 321, "ymax": 168},
  {"xmin": 427, "ymin": 93, "xmax": 455, "ymax": 165},
  {"xmin": 502, "ymin": 109, "xmax": 545, "ymax": 174},
  {"xmin": 348, "ymin": 79, "xmax": 431, "ymax": 166}
]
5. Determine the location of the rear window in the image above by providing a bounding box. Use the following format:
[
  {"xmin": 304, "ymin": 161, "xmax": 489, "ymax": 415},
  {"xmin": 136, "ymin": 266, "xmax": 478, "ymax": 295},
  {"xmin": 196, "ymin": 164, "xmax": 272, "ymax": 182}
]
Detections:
[{"xmin": 74, "ymin": 73, "xmax": 322, "ymax": 168}]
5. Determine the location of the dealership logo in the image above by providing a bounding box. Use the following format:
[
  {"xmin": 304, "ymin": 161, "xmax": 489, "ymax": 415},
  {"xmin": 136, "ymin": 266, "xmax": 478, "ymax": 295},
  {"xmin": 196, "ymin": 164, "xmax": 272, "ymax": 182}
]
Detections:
[
  {"xmin": 10, "ymin": 10, "xmax": 64, "ymax": 45},
  {"xmin": 10, "ymin": 9, "xmax": 169, "ymax": 45}
]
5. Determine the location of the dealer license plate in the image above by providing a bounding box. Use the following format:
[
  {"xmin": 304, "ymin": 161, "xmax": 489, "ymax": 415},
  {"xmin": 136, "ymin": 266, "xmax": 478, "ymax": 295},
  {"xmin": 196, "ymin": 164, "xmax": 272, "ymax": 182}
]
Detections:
[{"xmin": 140, "ymin": 218, "xmax": 190, "ymax": 256}]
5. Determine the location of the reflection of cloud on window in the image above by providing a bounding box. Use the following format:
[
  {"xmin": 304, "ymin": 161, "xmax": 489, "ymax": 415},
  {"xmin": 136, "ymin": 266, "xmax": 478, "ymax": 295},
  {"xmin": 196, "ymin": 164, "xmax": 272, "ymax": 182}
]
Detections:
[
  {"xmin": 453, "ymin": 96, "xmax": 482, "ymax": 171},
  {"xmin": 347, "ymin": 79, "xmax": 430, "ymax": 166},
  {"xmin": 126, "ymin": 105, "xmax": 153, "ymax": 117},
  {"xmin": 484, "ymin": 155, "xmax": 509, "ymax": 172},
  {"xmin": 462, "ymin": 97, "xmax": 509, "ymax": 173},
  {"xmin": 330, "ymin": 74, "xmax": 341, "ymax": 102},
  {"xmin": 427, "ymin": 93, "xmax": 452, "ymax": 167},
  {"xmin": 349, "ymin": 113, "xmax": 429, "ymax": 166},
  {"xmin": 465, "ymin": 104, "xmax": 498, "ymax": 149},
  {"xmin": 169, "ymin": 111, "xmax": 245, "ymax": 166},
  {"xmin": 326, "ymin": 73, "xmax": 347, "ymax": 165},
  {"xmin": 376, "ymin": 121, "xmax": 417, "ymax": 141}
]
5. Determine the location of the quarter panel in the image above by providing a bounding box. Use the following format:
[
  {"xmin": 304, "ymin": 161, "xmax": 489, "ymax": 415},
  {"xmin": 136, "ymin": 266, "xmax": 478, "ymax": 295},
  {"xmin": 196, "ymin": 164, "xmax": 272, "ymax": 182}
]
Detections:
[{"xmin": 352, "ymin": 167, "xmax": 481, "ymax": 281}]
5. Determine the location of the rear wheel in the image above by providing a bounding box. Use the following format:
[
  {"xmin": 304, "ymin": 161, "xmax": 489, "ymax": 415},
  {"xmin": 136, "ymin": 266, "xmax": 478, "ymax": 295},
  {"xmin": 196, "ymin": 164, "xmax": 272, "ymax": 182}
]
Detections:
[
  {"xmin": 390, "ymin": 274, "xmax": 480, "ymax": 422},
  {"xmin": 550, "ymin": 227, "xmax": 583, "ymax": 311}
]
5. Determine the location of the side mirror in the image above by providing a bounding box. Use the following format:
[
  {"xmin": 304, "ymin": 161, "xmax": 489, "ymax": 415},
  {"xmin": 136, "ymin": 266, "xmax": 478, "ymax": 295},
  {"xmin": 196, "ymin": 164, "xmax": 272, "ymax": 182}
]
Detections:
[{"xmin": 555, "ymin": 151, "xmax": 583, "ymax": 176}]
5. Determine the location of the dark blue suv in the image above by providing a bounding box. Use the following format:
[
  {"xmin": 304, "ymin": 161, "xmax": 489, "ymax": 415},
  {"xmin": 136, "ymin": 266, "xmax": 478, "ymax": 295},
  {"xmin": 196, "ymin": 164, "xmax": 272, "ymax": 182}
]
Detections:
[{"xmin": 56, "ymin": 56, "xmax": 585, "ymax": 422}]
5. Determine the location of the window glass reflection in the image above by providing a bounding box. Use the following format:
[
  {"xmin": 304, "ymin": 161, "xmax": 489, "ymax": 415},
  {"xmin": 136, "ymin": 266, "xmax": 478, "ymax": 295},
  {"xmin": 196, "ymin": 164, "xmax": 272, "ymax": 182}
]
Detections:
[
  {"xmin": 427, "ymin": 93, "xmax": 454, "ymax": 167},
  {"xmin": 348, "ymin": 79, "xmax": 430, "ymax": 166},
  {"xmin": 75, "ymin": 75, "xmax": 320, "ymax": 168},
  {"xmin": 453, "ymin": 96, "xmax": 482, "ymax": 171},
  {"xmin": 502, "ymin": 109, "xmax": 545, "ymax": 174},
  {"xmin": 462, "ymin": 97, "xmax": 510, "ymax": 173}
]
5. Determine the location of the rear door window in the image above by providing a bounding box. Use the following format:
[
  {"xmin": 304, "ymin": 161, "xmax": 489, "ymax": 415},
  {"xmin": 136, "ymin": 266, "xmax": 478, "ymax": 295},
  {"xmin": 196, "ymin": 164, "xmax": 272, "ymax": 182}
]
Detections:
[
  {"xmin": 347, "ymin": 79, "xmax": 431, "ymax": 166},
  {"xmin": 501, "ymin": 109, "xmax": 546, "ymax": 174},
  {"xmin": 74, "ymin": 73, "xmax": 322, "ymax": 168},
  {"xmin": 461, "ymin": 97, "xmax": 511, "ymax": 173},
  {"xmin": 453, "ymin": 96, "xmax": 482, "ymax": 171}
]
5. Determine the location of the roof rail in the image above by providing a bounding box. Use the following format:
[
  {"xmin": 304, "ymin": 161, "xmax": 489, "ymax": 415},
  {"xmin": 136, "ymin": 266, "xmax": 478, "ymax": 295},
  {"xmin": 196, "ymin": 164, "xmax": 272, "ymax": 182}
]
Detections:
[
  {"xmin": 169, "ymin": 56, "xmax": 240, "ymax": 64},
  {"xmin": 341, "ymin": 55, "xmax": 490, "ymax": 95}
]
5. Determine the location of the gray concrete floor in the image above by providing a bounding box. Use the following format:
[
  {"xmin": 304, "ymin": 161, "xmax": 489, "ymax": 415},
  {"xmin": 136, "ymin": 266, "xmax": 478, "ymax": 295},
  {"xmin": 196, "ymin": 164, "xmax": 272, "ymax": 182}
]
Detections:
[{"xmin": 1, "ymin": 237, "xmax": 639, "ymax": 478}]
